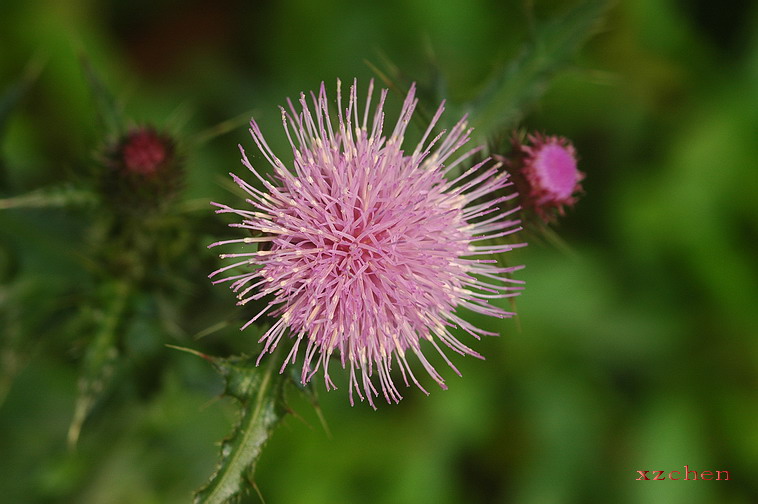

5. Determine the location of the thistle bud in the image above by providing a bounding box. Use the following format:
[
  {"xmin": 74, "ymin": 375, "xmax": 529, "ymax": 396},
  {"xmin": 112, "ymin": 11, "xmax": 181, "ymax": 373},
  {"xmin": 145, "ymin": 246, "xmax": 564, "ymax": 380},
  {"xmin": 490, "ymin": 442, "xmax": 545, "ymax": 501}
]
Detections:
[
  {"xmin": 504, "ymin": 132, "xmax": 584, "ymax": 222},
  {"xmin": 101, "ymin": 127, "xmax": 182, "ymax": 212}
]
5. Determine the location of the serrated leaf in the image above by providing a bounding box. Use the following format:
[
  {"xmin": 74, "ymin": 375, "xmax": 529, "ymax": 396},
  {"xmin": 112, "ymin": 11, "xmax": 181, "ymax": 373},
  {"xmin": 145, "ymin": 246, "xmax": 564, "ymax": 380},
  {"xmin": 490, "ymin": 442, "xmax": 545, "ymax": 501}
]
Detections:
[
  {"xmin": 464, "ymin": 0, "xmax": 613, "ymax": 142},
  {"xmin": 67, "ymin": 279, "xmax": 132, "ymax": 448},
  {"xmin": 0, "ymin": 184, "xmax": 99, "ymax": 210},
  {"xmin": 193, "ymin": 351, "xmax": 288, "ymax": 504}
]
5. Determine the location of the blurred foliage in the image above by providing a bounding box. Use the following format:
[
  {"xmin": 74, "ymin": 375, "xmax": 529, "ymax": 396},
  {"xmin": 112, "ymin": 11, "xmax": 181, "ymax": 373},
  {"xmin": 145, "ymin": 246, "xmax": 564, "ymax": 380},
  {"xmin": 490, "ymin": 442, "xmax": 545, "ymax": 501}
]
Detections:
[{"xmin": 1, "ymin": 0, "xmax": 757, "ymax": 503}]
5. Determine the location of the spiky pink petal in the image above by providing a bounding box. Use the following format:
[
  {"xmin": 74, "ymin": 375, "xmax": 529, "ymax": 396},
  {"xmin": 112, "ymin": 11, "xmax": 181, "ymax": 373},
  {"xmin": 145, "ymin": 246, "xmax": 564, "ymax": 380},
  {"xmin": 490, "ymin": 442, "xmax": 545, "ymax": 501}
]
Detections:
[{"xmin": 210, "ymin": 80, "xmax": 524, "ymax": 407}]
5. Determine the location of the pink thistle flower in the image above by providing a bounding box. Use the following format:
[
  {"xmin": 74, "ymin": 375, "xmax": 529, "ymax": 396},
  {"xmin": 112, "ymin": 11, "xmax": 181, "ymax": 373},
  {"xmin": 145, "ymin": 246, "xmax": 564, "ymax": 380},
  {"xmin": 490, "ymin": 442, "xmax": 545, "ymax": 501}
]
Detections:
[
  {"xmin": 509, "ymin": 132, "xmax": 584, "ymax": 221},
  {"xmin": 210, "ymin": 80, "xmax": 524, "ymax": 407}
]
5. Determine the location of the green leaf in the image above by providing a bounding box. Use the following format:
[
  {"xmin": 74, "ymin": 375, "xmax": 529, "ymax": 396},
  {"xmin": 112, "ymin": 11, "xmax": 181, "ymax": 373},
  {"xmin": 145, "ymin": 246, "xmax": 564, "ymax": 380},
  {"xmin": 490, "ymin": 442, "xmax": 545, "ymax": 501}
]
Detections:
[
  {"xmin": 464, "ymin": 0, "xmax": 613, "ymax": 142},
  {"xmin": 67, "ymin": 279, "xmax": 132, "ymax": 448},
  {"xmin": 0, "ymin": 184, "xmax": 99, "ymax": 210},
  {"xmin": 181, "ymin": 348, "xmax": 288, "ymax": 504}
]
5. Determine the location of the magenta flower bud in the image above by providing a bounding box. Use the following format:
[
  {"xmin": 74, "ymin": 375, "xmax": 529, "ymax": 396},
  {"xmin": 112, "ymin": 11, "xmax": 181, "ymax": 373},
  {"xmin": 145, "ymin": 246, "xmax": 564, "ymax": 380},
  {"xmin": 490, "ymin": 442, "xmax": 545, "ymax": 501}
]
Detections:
[
  {"xmin": 508, "ymin": 132, "xmax": 584, "ymax": 221},
  {"xmin": 210, "ymin": 80, "xmax": 525, "ymax": 408},
  {"xmin": 101, "ymin": 126, "xmax": 181, "ymax": 211},
  {"xmin": 121, "ymin": 128, "xmax": 170, "ymax": 176}
]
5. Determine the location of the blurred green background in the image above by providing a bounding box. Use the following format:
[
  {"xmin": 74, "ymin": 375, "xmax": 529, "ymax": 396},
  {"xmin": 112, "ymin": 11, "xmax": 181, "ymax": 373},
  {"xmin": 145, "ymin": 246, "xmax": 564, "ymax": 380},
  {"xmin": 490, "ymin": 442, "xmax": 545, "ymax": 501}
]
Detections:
[{"xmin": 1, "ymin": 0, "xmax": 757, "ymax": 503}]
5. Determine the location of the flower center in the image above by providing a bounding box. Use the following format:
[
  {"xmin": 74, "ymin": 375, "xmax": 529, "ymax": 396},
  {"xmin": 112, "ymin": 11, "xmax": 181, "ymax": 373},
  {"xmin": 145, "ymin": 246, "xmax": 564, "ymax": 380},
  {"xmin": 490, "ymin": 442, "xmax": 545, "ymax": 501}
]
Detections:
[
  {"xmin": 534, "ymin": 143, "xmax": 579, "ymax": 199},
  {"xmin": 122, "ymin": 130, "xmax": 167, "ymax": 176}
]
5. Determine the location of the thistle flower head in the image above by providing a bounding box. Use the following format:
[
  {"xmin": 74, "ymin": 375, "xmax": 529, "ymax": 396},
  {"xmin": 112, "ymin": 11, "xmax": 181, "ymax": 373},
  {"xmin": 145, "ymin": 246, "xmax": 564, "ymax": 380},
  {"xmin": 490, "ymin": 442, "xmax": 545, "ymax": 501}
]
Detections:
[
  {"xmin": 210, "ymin": 80, "xmax": 524, "ymax": 407},
  {"xmin": 100, "ymin": 126, "xmax": 182, "ymax": 212},
  {"xmin": 509, "ymin": 132, "xmax": 583, "ymax": 221}
]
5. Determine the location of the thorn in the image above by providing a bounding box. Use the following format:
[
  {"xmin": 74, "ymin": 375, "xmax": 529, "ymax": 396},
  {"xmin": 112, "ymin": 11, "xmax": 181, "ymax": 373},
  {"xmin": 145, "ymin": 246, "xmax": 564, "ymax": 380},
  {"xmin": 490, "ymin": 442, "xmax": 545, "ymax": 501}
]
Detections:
[{"xmin": 164, "ymin": 344, "xmax": 213, "ymax": 362}]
